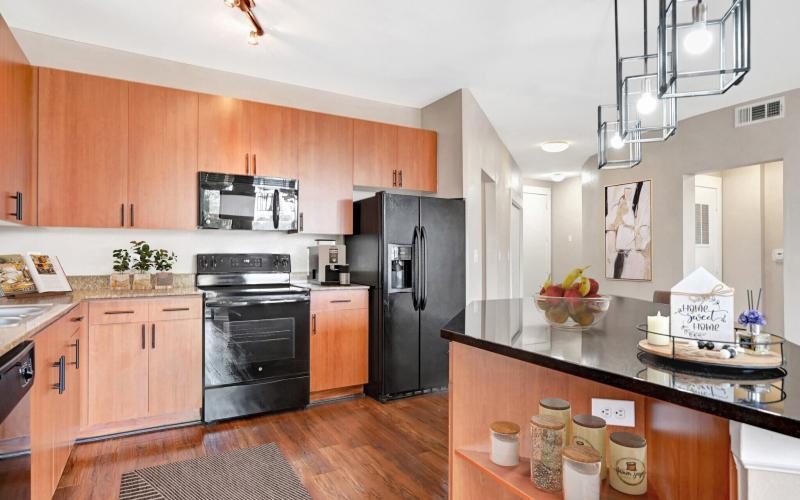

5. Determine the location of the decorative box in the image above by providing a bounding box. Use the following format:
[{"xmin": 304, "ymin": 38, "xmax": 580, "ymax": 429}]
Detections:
[{"xmin": 670, "ymin": 267, "xmax": 735, "ymax": 345}]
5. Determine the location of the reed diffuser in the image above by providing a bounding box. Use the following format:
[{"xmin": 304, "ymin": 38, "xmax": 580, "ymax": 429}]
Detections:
[{"xmin": 738, "ymin": 289, "xmax": 769, "ymax": 355}]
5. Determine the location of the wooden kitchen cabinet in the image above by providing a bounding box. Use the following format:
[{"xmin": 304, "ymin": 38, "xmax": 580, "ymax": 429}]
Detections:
[
  {"xmin": 198, "ymin": 94, "xmax": 250, "ymax": 175},
  {"xmin": 310, "ymin": 290, "xmax": 369, "ymax": 398},
  {"xmin": 249, "ymin": 102, "xmax": 299, "ymax": 179},
  {"xmin": 84, "ymin": 296, "xmax": 202, "ymax": 437},
  {"xmin": 298, "ymin": 111, "xmax": 354, "ymax": 235},
  {"xmin": 38, "ymin": 68, "xmax": 129, "ymax": 228},
  {"xmin": 397, "ymin": 126, "xmax": 437, "ymax": 192},
  {"xmin": 353, "ymin": 119, "xmax": 397, "ymax": 189},
  {"xmin": 128, "ymin": 83, "xmax": 199, "ymax": 230},
  {"xmin": 31, "ymin": 305, "xmax": 84, "ymax": 500},
  {"xmin": 0, "ymin": 15, "xmax": 36, "ymax": 225}
]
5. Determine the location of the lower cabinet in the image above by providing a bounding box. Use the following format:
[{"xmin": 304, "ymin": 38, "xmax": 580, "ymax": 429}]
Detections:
[
  {"xmin": 31, "ymin": 303, "xmax": 86, "ymax": 500},
  {"xmin": 84, "ymin": 296, "xmax": 202, "ymax": 437},
  {"xmin": 310, "ymin": 290, "xmax": 369, "ymax": 399}
]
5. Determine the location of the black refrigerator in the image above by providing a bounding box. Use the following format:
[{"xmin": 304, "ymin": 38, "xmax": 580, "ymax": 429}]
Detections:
[{"xmin": 346, "ymin": 192, "xmax": 465, "ymax": 401}]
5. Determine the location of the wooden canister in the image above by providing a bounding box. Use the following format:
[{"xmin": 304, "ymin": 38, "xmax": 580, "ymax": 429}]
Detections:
[
  {"xmin": 571, "ymin": 414, "xmax": 607, "ymax": 480},
  {"xmin": 539, "ymin": 398, "xmax": 571, "ymax": 440},
  {"xmin": 608, "ymin": 431, "xmax": 647, "ymax": 495}
]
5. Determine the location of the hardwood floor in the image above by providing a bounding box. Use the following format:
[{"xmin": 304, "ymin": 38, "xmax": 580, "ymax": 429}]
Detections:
[{"xmin": 54, "ymin": 393, "xmax": 449, "ymax": 499}]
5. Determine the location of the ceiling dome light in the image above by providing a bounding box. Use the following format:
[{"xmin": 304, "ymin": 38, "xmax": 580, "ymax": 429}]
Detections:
[
  {"xmin": 636, "ymin": 80, "xmax": 658, "ymax": 115},
  {"xmin": 683, "ymin": 1, "xmax": 713, "ymax": 55},
  {"xmin": 248, "ymin": 30, "xmax": 260, "ymax": 45},
  {"xmin": 541, "ymin": 141, "xmax": 570, "ymax": 153},
  {"xmin": 610, "ymin": 133, "xmax": 625, "ymax": 150},
  {"xmin": 550, "ymin": 173, "xmax": 566, "ymax": 182}
]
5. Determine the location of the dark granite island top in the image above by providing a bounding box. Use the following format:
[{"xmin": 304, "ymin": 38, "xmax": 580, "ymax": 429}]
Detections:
[{"xmin": 441, "ymin": 296, "xmax": 800, "ymax": 439}]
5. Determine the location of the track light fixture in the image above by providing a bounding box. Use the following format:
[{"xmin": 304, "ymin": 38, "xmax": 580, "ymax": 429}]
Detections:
[{"xmin": 224, "ymin": 0, "xmax": 264, "ymax": 45}]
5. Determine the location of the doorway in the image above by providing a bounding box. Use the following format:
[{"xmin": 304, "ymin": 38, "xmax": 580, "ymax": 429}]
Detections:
[
  {"xmin": 510, "ymin": 200, "xmax": 523, "ymax": 298},
  {"xmin": 522, "ymin": 186, "xmax": 551, "ymax": 297}
]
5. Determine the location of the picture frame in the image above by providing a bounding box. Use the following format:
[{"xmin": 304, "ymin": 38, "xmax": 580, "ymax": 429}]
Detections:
[{"xmin": 604, "ymin": 179, "xmax": 653, "ymax": 281}]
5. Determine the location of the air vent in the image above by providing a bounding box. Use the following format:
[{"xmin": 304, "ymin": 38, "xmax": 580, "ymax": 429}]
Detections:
[{"xmin": 735, "ymin": 97, "xmax": 785, "ymax": 127}]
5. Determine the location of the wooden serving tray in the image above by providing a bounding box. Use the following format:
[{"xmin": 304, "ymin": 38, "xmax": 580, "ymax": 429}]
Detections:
[{"xmin": 638, "ymin": 339, "xmax": 783, "ymax": 369}]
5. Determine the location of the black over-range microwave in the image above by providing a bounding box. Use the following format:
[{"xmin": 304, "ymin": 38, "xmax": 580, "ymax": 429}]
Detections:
[{"xmin": 199, "ymin": 172, "xmax": 299, "ymax": 231}]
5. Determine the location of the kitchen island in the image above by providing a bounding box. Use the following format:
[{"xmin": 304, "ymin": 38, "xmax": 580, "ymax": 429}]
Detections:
[{"xmin": 441, "ymin": 296, "xmax": 799, "ymax": 499}]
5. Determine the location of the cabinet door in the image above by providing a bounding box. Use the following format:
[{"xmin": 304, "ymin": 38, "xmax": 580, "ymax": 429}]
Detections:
[
  {"xmin": 38, "ymin": 69, "xmax": 129, "ymax": 227},
  {"xmin": 249, "ymin": 102, "xmax": 299, "ymax": 179},
  {"xmin": 87, "ymin": 323, "xmax": 149, "ymax": 426},
  {"xmin": 128, "ymin": 83, "xmax": 199, "ymax": 229},
  {"xmin": 148, "ymin": 319, "xmax": 202, "ymax": 416},
  {"xmin": 298, "ymin": 111, "xmax": 354, "ymax": 235},
  {"xmin": 198, "ymin": 94, "xmax": 249, "ymax": 175},
  {"xmin": 353, "ymin": 119, "xmax": 397, "ymax": 189},
  {"xmin": 310, "ymin": 308, "xmax": 368, "ymax": 392},
  {"xmin": 0, "ymin": 16, "xmax": 35, "ymax": 225},
  {"xmin": 31, "ymin": 322, "xmax": 58, "ymax": 500},
  {"xmin": 52, "ymin": 324, "xmax": 78, "ymax": 488},
  {"xmin": 397, "ymin": 127, "xmax": 437, "ymax": 192}
]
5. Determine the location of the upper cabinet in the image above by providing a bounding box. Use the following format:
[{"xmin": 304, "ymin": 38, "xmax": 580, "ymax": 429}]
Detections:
[
  {"xmin": 353, "ymin": 120, "xmax": 438, "ymax": 192},
  {"xmin": 0, "ymin": 15, "xmax": 36, "ymax": 225},
  {"xmin": 128, "ymin": 83, "xmax": 198, "ymax": 230},
  {"xmin": 198, "ymin": 94, "xmax": 249, "ymax": 175},
  {"xmin": 298, "ymin": 111, "xmax": 354, "ymax": 235},
  {"xmin": 249, "ymin": 102, "xmax": 299, "ymax": 179},
  {"xmin": 397, "ymin": 126, "xmax": 437, "ymax": 192},
  {"xmin": 38, "ymin": 69, "xmax": 129, "ymax": 228}
]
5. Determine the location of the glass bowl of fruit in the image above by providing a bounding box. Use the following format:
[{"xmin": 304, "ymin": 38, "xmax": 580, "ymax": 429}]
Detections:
[{"xmin": 534, "ymin": 267, "xmax": 611, "ymax": 330}]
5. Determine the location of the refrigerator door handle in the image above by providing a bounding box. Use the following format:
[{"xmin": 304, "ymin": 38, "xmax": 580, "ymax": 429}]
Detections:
[
  {"xmin": 420, "ymin": 226, "xmax": 428, "ymax": 310},
  {"xmin": 411, "ymin": 226, "xmax": 420, "ymax": 310}
]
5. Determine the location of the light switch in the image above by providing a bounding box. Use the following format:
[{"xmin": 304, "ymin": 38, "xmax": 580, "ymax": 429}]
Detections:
[{"xmin": 773, "ymin": 249, "xmax": 784, "ymax": 263}]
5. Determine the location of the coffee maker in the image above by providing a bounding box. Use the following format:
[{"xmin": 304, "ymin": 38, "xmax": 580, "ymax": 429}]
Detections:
[{"xmin": 308, "ymin": 245, "xmax": 350, "ymax": 285}]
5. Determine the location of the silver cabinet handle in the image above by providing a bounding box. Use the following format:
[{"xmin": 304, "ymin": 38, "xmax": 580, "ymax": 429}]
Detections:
[
  {"xmin": 53, "ymin": 356, "xmax": 65, "ymax": 394},
  {"xmin": 71, "ymin": 340, "xmax": 80, "ymax": 369}
]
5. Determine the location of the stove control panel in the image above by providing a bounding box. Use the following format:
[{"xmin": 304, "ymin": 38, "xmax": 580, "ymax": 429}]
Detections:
[{"xmin": 196, "ymin": 253, "xmax": 291, "ymax": 274}]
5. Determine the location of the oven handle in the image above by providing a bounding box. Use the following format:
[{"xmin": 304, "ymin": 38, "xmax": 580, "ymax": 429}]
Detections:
[{"xmin": 205, "ymin": 297, "xmax": 310, "ymax": 307}]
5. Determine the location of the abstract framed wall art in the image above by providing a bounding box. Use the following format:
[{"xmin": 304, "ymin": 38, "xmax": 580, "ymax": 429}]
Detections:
[{"xmin": 605, "ymin": 180, "xmax": 652, "ymax": 281}]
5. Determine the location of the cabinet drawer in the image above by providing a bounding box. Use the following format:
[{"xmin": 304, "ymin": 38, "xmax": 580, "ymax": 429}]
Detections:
[
  {"xmin": 89, "ymin": 300, "xmax": 148, "ymax": 325},
  {"xmin": 148, "ymin": 297, "xmax": 202, "ymax": 321},
  {"xmin": 311, "ymin": 290, "xmax": 368, "ymax": 312}
]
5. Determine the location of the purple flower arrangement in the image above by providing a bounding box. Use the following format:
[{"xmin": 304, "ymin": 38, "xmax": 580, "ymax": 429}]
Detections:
[{"xmin": 739, "ymin": 289, "xmax": 767, "ymax": 327}]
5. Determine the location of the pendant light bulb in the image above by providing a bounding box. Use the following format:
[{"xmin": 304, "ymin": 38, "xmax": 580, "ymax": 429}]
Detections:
[
  {"xmin": 684, "ymin": 1, "xmax": 713, "ymax": 55},
  {"xmin": 636, "ymin": 81, "xmax": 658, "ymax": 115},
  {"xmin": 224, "ymin": 0, "xmax": 237, "ymax": 7},
  {"xmin": 248, "ymin": 30, "xmax": 260, "ymax": 45},
  {"xmin": 610, "ymin": 133, "xmax": 625, "ymax": 150}
]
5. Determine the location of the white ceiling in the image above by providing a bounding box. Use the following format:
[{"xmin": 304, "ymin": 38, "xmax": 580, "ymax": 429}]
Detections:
[{"xmin": 2, "ymin": 0, "xmax": 799, "ymax": 178}]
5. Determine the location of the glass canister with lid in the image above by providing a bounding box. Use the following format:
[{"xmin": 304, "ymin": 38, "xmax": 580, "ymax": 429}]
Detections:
[
  {"xmin": 571, "ymin": 414, "xmax": 607, "ymax": 480},
  {"xmin": 539, "ymin": 397, "xmax": 571, "ymax": 440},
  {"xmin": 562, "ymin": 443, "xmax": 602, "ymax": 500},
  {"xmin": 529, "ymin": 414, "xmax": 566, "ymax": 493},
  {"xmin": 489, "ymin": 421, "xmax": 521, "ymax": 467},
  {"xmin": 608, "ymin": 431, "xmax": 648, "ymax": 495}
]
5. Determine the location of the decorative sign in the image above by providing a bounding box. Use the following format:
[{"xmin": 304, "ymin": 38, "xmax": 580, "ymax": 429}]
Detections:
[{"xmin": 670, "ymin": 267, "xmax": 735, "ymax": 344}]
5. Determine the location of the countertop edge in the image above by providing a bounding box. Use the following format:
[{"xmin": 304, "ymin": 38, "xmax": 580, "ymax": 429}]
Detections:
[{"xmin": 441, "ymin": 327, "xmax": 800, "ymax": 440}]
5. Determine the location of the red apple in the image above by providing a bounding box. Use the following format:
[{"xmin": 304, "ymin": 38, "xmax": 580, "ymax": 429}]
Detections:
[{"xmin": 588, "ymin": 278, "xmax": 600, "ymax": 296}]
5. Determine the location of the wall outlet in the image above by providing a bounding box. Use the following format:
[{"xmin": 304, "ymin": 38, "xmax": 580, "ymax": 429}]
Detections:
[{"xmin": 591, "ymin": 398, "xmax": 635, "ymax": 427}]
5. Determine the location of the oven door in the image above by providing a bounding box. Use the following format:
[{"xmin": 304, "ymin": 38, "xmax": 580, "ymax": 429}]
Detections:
[{"xmin": 204, "ymin": 295, "xmax": 309, "ymax": 388}]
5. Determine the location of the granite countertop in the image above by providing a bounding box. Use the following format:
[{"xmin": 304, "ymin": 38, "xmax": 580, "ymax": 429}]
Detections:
[
  {"xmin": 0, "ymin": 287, "xmax": 201, "ymax": 359},
  {"xmin": 292, "ymin": 281, "xmax": 370, "ymax": 291},
  {"xmin": 441, "ymin": 296, "xmax": 800, "ymax": 439}
]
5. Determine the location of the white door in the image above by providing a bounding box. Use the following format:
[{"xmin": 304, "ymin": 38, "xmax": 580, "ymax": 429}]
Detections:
[
  {"xmin": 695, "ymin": 175, "xmax": 722, "ymax": 279},
  {"xmin": 523, "ymin": 187, "xmax": 551, "ymax": 297},
  {"xmin": 510, "ymin": 201, "xmax": 523, "ymax": 298}
]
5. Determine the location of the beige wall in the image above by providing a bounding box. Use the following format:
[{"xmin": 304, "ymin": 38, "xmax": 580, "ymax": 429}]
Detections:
[
  {"xmin": 582, "ymin": 88, "xmax": 799, "ymax": 342},
  {"xmin": 762, "ymin": 162, "xmax": 785, "ymax": 332},
  {"xmin": 551, "ymin": 176, "xmax": 584, "ymax": 282},
  {"xmin": 721, "ymin": 165, "xmax": 763, "ymax": 312},
  {"xmin": 422, "ymin": 90, "xmax": 463, "ymax": 198},
  {"xmin": 13, "ymin": 29, "xmax": 421, "ymax": 126}
]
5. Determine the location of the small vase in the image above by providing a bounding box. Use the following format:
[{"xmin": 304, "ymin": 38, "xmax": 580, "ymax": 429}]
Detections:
[
  {"xmin": 749, "ymin": 324, "xmax": 762, "ymax": 336},
  {"xmin": 154, "ymin": 272, "xmax": 174, "ymax": 290},
  {"xmin": 109, "ymin": 272, "xmax": 131, "ymax": 291},
  {"xmin": 749, "ymin": 324, "xmax": 771, "ymax": 355},
  {"xmin": 132, "ymin": 273, "xmax": 152, "ymax": 290}
]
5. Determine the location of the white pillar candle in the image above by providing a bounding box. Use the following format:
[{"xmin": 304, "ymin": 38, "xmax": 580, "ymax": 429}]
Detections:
[{"xmin": 647, "ymin": 312, "xmax": 670, "ymax": 346}]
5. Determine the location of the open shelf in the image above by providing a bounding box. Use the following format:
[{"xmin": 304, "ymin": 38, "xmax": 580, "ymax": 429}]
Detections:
[{"xmin": 455, "ymin": 448, "xmax": 654, "ymax": 499}]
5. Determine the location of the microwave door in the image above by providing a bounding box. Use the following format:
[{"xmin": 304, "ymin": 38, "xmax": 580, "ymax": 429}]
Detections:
[{"xmin": 276, "ymin": 188, "xmax": 298, "ymax": 231}]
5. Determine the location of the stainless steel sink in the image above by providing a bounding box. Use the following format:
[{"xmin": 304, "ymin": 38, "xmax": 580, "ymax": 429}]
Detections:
[
  {"xmin": 0, "ymin": 317, "xmax": 23, "ymax": 327},
  {"xmin": 0, "ymin": 304, "xmax": 52, "ymax": 319}
]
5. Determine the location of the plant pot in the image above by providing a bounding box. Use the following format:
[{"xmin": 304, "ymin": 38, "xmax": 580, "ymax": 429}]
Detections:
[
  {"xmin": 154, "ymin": 272, "xmax": 174, "ymax": 290},
  {"xmin": 132, "ymin": 273, "xmax": 152, "ymax": 290},
  {"xmin": 109, "ymin": 272, "xmax": 131, "ymax": 291}
]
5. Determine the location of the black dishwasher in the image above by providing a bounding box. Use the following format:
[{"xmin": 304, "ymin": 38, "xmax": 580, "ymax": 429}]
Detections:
[{"xmin": 0, "ymin": 341, "xmax": 34, "ymax": 500}]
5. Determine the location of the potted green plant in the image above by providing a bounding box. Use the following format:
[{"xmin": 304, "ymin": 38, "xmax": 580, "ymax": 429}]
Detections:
[
  {"xmin": 130, "ymin": 240, "xmax": 154, "ymax": 290},
  {"xmin": 153, "ymin": 249, "xmax": 178, "ymax": 289},
  {"xmin": 110, "ymin": 248, "xmax": 132, "ymax": 290}
]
